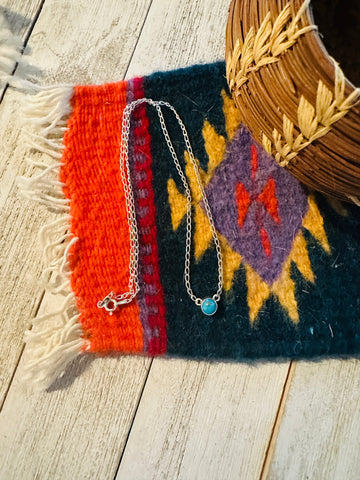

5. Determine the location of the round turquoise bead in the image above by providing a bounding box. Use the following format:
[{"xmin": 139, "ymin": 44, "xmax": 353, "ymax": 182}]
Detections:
[{"xmin": 201, "ymin": 298, "xmax": 218, "ymax": 316}]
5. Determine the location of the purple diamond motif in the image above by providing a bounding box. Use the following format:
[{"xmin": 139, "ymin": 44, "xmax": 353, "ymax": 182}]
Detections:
[{"xmin": 204, "ymin": 127, "xmax": 309, "ymax": 285}]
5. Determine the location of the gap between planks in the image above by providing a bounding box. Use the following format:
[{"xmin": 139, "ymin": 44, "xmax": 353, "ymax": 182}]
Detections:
[
  {"xmin": 260, "ymin": 361, "xmax": 297, "ymax": 480},
  {"xmin": 0, "ymin": 288, "xmax": 46, "ymax": 413},
  {"xmin": 0, "ymin": 0, "xmax": 47, "ymax": 411},
  {"xmin": 0, "ymin": 0, "xmax": 46, "ymax": 103},
  {"xmin": 123, "ymin": 0, "xmax": 153, "ymax": 80},
  {"xmin": 114, "ymin": 358, "xmax": 154, "ymax": 479}
]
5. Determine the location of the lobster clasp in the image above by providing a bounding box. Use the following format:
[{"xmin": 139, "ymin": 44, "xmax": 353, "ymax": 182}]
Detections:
[{"xmin": 97, "ymin": 292, "xmax": 117, "ymax": 315}]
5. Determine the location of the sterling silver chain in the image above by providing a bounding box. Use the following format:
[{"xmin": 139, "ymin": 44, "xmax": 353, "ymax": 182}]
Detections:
[{"xmin": 98, "ymin": 99, "xmax": 223, "ymax": 315}]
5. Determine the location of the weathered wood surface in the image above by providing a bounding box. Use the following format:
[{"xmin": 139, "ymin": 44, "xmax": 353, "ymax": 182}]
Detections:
[
  {"xmin": 116, "ymin": 359, "xmax": 289, "ymax": 480},
  {"xmin": 268, "ymin": 359, "xmax": 360, "ymax": 480},
  {"xmin": 0, "ymin": 349, "xmax": 150, "ymax": 480},
  {"xmin": 125, "ymin": 0, "xmax": 228, "ymax": 78},
  {"xmin": 0, "ymin": 0, "xmax": 44, "ymax": 100},
  {"xmin": 0, "ymin": 1, "xmax": 359, "ymax": 479},
  {"xmin": 0, "ymin": 0, "xmax": 45, "ymax": 399}
]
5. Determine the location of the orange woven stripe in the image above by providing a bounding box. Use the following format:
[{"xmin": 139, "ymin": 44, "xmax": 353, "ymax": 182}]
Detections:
[{"xmin": 60, "ymin": 82, "xmax": 144, "ymax": 353}]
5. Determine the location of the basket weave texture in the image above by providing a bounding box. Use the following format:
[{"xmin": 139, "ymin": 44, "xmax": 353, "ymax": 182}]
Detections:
[{"xmin": 226, "ymin": 0, "xmax": 360, "ymax": 202}]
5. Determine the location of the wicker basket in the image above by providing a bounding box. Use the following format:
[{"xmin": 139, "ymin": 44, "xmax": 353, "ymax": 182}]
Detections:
[{"xmin": 226, "ymin": 0, "xmax": 360, "ymax": 202}]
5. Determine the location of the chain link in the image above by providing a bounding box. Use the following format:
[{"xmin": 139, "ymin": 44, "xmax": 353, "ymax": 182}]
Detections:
[{"xmin": 98, "ymin": 98, "xmax": 223, "ymax": 314}]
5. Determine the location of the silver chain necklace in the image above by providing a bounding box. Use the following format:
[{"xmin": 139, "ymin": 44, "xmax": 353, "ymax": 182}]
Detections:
[{"xmin": 97, "ymin": 99, "xmax": 223, "ymax": 316}]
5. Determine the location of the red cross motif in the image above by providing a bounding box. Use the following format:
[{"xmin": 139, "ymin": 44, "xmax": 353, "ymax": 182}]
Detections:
[{"xmin": 235, "ymin": 145, "xmax": 281, "ymax": 257}]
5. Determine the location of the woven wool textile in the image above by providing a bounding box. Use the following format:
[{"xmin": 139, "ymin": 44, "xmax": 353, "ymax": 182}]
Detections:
[{"xmin": 25, "ymin": 62, "xmax": 360, "ymax": 383}]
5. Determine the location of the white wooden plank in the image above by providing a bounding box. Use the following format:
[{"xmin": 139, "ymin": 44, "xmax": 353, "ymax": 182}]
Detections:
[
  {"xmin": 0, "ymin": 343, "xmax": 150, "ymax": 480},
  {"xmin": 126, "ymin": 0, "xmax": 229, "ymax": 78},
  {"xmin": 0, "ymin": 1, "xmax": 44, "ymax": 100},
  {"xmin": 19, "ymin": 0, "xmax": 153, "ymax": 86},
  {"xmin": 0, "ymin": 0, "xmax": 152, "ymax": 401},
  {"xmin": 268, "ymin": 359, "xmax": 360, "ymax": 480},
  {"xmin": 116, "ymin": 359, "xmax": 290, "ymax": 480}
]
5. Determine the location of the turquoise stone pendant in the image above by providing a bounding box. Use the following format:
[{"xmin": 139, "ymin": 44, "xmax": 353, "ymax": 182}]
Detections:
[{"xmin": 201, "ymin": 298, "xmax": 218, "ymax": 316}]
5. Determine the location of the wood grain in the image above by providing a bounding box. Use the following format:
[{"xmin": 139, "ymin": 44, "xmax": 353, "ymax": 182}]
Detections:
[
  {"xmin": 268, "ymin": 359, "xmax": 360, "ymax": 480},
  {"xmin": 0, "ymin": 344, "xmax": 150, "ymax": 480},
  {"xmin": 116, "ymin": 359, "xmax": 290, "ymax": 480},
  {"xmin": 0, "ymin": 0, "xmax": 44, "ymax": 101},
  {"xmin": 125, "ymin": 0, "xmax": 228, "ymax": 78}
]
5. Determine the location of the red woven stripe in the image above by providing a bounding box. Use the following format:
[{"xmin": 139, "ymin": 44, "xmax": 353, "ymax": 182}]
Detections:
[{"xmin": 131, "ymin": 77, "xmax": 167, "ymax": 355}]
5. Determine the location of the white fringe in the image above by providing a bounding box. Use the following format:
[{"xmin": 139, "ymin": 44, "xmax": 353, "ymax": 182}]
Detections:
[
  {"xmin": 17, "ymin": 85, "xmax": 73, "ymax": 215},
  {"xmin": 39, "ymin": 218, "xmax": 79, "ymax": 294},
  {"xmin": 17, "ymin": 82, "xmax": 85, "ymax": 389},
  {"xmin": 23, "ymin": 293, "xmax": 84, "ymax": 388}
]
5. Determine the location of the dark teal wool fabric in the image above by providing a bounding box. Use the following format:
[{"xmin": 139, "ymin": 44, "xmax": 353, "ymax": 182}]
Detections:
[{"xmin": 142, "ymin": 62, "xmax": 360, "ymax": 360}]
